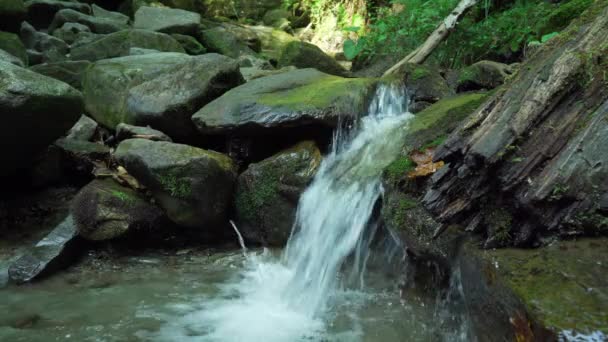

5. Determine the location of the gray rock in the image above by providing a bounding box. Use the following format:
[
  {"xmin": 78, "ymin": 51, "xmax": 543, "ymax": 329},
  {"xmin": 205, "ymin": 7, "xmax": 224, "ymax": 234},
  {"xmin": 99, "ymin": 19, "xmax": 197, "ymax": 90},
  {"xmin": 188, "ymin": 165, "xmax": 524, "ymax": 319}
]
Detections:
[
  {"xmin": 0, "ymin": 31, "xmax": 27, "ymax": 66},
  {"xmin": 70, "ymin": 29, "xmax": 184, "ymax": 62},
  {"xmin": 192, "ymin": 68, "xmax": 376, "ymax": 135},
  {"xmin": 71, "ymin": 179, "xmax": 165, "ymax": 240},
  {"xmin": 129, "ymin": 47, "xmax": 160, "ymax": 55},
  {"xmin": 8, "ymin": 215, "xmax": 84, "ymax": 284},
  {"xmin": 91, "ymin": 4, "xmax": 129, "ymax": 25},
  {"xmin": 29, "ymin": 60, "xmax": 91, "ymax": 89},
  {"xmin": 84, "ymin": 52, "xmax": 243, "ymax": 141},
  {"xmin": 134, "ymin": 6, "xmax": 200, "ymax": 35},
  {"xmin": 0, "ymin": 60, "xmax": 82, "ymax": 177},
  {"xmin": 239, "ymin": 66, "xmax": 296, "ymax": 82},
  {"xmin": 65, "ymin": 115, "xmax": 98, "ymax": 141},
  {"xmin": 51, "ymin": 22, "xmax": 92, "ymax": 45},
  {"xmin": 116, "ymin": 123, "xmax": 172, "ymax": 142},
  {"xmin": 394, "ymin": 63, "xmax": 453, "ymax": 105},
  {"xmin": 49, "ymin": 9, "xmax": 129, "ymax": 34},
  {"xmin": 0, "ymin": 48, "xmax": 24, "ymax": 66},
  {"xmin": 20, "ymin": 21, "xmax": 68, "ymax": 63},
  {"xmin": 171, "ymin": 33, "xmax": 206, "ymax": 55},
  {"xmin": 456, "ymin": 60, "xmax": 514, "ymax": 92},
  {"xmin": 278, "ymin": 40, "xmax": 347, "ymax": 76},
  {"xmin": 114, "ymin": 139, "xmax": 237, "ymax": 228},
  {"xmin": 198, "ymin": 26, "xmax": 256, "ymax": 58},
  {"xmin": 235, "ymin": 141, "xmax": 321, "ymax": 245},
  {"xmin": 25, "ymin": 0, "xmax": 91, "ymax": 29},
  {"xmin": 54, "ymin": 138, "xmax": 111, "ymax": 177}
]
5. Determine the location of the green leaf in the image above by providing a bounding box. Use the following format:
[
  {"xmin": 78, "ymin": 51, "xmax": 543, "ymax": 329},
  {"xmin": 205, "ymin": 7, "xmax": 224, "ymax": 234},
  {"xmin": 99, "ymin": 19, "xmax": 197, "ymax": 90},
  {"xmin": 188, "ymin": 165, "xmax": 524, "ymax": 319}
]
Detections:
[
  {"xmin": 541, "ymin": 32, "xmax": 559, "ymax": 43},
  {"xmin": 343, "ymin": 39, "xmax": 361, "ymax": 61}
]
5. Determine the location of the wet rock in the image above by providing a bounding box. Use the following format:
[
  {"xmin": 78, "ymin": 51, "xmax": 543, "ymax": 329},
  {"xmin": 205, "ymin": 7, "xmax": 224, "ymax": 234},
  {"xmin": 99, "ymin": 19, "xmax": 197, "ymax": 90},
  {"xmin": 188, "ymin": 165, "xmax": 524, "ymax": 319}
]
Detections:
[
  {"xmin": 51, "ymin": 22, "xmax": 93, "ymax": 45},
  {"xmin": 70, "ymin": 29, "xmax": 184, "ymax": 62},
  {"xmin": 171, "ymin": 33, "xmax": 206, "ymax": 55},
  {"xmin": 456, "ymin": 60, "xmax": 513, "ymax": 92},
  {"xmin": 29, "ymin": 60, "xmax": 91, "ymax": 90},
  {"xmin": 423, "ymin": 5, "xmax": 608, "ymax": 246},
  {"xmin": 116, "ymin": 123, "xmax": 172, "ymax": 143},
  {"xmin": 0, "ymin": 48, "xmax": 24, "ymax": 66},
  {"xmin": 278, "ymin": 41, "xmax": 347, "ymax": 77},
  {"xmin": 84, "ymin": 52, "xmax": 243, "ymax": 141},
  {"xmin": 114, "ymin": 139, "xmax": 237, "ymax": 228},
  {"xmin": 235, "ymin": 141, "xmax": 321, "ymax": 246},
  {"xmin": 198, "ymin": 26, "xmax": 256, "ymax": 58},
  {"xmin": 0, "ymin": 60, "xmax": 82, "ymax": 177},
  {"xmin": 65, "ymin": 115, "xmax": 98, "ymax": 141},
  {"xmin": 192, "ymin": 68, "xmax": 376, "ymax": 135},
  {"xmin": 134, "ymin": 6, "xmax": 200, "ymax": 35},
  {"xmin": 71, "ymin": 179, "xmax": 165, "ymax": 240},
  {"xmin": 24, "ymin": 0, "xmax": 91, "ymax": 29},
  {"xmin": 0, "ymin": 0, "xmax": 26, "ymax": 32},
  {"xmin": 393, "ymin": 63, "xmax": 453, "ymax": 106},
  {"xmin": 49, "ymin": 9, "xmax": 129, "ymax": 34},
  {"xmin": 0, "ymin": 31, "xmax": 27, "ymax": 66},
  {"xmin": 8, "ymin": 215, "xmax": 84, "ymax": 284},
  {"xmin": 20, "ymin": 21, "xmax": 69, "ymax": 64}
]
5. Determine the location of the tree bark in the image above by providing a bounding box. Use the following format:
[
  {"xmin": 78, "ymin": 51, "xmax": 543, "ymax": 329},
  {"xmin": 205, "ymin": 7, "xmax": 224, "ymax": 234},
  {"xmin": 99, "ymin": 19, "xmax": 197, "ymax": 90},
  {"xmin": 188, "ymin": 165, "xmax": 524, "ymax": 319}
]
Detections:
[{"xmin": 383, "ymin": 0, "xmax": 479, "ymax": 76}]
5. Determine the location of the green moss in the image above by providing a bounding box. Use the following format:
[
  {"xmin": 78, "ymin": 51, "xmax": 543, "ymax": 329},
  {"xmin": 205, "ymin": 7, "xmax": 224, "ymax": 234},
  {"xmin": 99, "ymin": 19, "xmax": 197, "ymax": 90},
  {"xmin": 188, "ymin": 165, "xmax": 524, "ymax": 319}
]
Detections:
[
  {"xmin": 410, "ymin": 66, "xmax": 431, "ymax": 81},
  {"xmin": 484, "ymin": 238, "xmax": 608, "ymax": 333},
  {"xmin": 158, "ymin": 169, "xmax": 191, "ymax": 198},
  {"xmin": 110, "ymin": 190, "xmax": 137, "ymax": 205},
  {"xmin": 384, "ymin": 156, "xmax": 415, "ymax": 184},
  {"xmin": 0, "ymin": 31, "xmax": 27, "ymax": 65},
  {"xmin": 258, "ymin": 75, "xmax": 376, "ymax": 110},
  {"xmin": 538, "ymin": 0, "xmax": 594, "ymax": 36},
  {"xmin": 486, "ymin": 207, "xmax": 513, "ymax": 245},
  {"xmin": 420, "ymin": 135, "xmax": 447, "ymax": 150}
]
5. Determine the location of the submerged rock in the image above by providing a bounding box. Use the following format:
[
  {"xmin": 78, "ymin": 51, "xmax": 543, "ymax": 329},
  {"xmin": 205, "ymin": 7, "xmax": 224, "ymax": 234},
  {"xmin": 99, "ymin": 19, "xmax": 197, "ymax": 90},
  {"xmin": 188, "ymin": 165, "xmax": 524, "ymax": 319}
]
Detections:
[
  {"xmin": 71, "ymin": 179, "xmax": 165, "ymax": 240},
  {"xmin": 0, "ymin": 60, "xmax": 82, "ymax": 177},
  {"xmin": 278, "ymin": 41, "xmax": 347, "ymax": 76},
  {"xmin": 235, "ymin": 141, "xmax": 321, "ymax": 246},
  {"xmin": 70, "ymin": 29, "xmax": 184, "ymax": 62},
  {"xmin": 83, "ymin": 52, "xmax": 243, "ymax": 141},
  {"xmin": 192, "ymin": 68, "xmax": 376, "ymax": 135},
  {"xmin": 134, "ymin": 6, "xmax": 200, "ymax": 35},
  {"xmin": 114, "ymin": 139, "xmax": 237, "ymax": 228},
  {"xmin": 8, "ymin": 215, "xmax": 84, "ymax": 284}
]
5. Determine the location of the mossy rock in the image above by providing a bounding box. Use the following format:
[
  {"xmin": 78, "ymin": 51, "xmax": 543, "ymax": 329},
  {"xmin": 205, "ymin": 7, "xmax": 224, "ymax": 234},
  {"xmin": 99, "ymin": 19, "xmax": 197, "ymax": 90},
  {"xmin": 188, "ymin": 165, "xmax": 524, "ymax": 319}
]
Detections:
[
  {"xmin": 248, "ymin": 26, "xmax": 298, "ymax": 60},
  {"xmin": 114, "ymin": 139, "xmax": 237, "ymax": 228},
  {"xmin": 192, "ymin": 68, "xmax": 377, "ymax": 135},
  {"xmin": 29, "ymin": 60, "xmax": 91, "ymax": 90},
  {"xmin": 70, "ymin": 29, "xmax": 184, "ymax": 62},
  {"xmin": 171, "ymin": 33, "xmax": 206, "ymax": 55},
  {"xmin": 278, "ymin": 40, "xmax": 347, "ymax": 77},
  {"xmin": 198, "ymin": 25, "xmax": 256, "ymax": 58},
  {"xmin": 0, "ymin": 31, "xmax": 27, "ymax": 66},
  {"xmin": 134, "ymin": 6, "xmax": 200, "ymax": 35},
  {"xmin": 388, "ymin": 63, "xmax": 453, "ymax": 107},
  {"xmin": 538, "ymin": 0, "xmax": 595, "ymax": 36},
  {"xmin": 235, "ymin": 141, "xmax": 321, "ymax": 246},
  {"xmin": 456, "ymin": 60, "xmax": 513, "ymax": 92},
  {"xmin": 48, "ymin": 9, "xmax": 129, "ymax": 34},
  {"xmin": 71, "ymin": 178, "xmax": 165, "ymax": 241}
]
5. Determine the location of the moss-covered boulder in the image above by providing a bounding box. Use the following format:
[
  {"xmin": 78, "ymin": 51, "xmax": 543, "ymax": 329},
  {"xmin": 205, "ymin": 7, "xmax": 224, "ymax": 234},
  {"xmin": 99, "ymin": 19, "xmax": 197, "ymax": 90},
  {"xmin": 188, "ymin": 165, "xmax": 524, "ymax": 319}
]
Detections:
[
  {"xmin": 198, "ymin": 26, "xmax": 256, "ymax": 58},
  {"xmin": 193, "ymin": 68, "xmax": 376, "ymax": 135},
  {"xmin": 20, "ymin": 21, "xmax": 69, "ymax": 64},
  {"xmin": 29, "ymin": 60, "xmax": 92, "ymax": 90},
  {"xmin": 24, "ymin": 0, "xmax": 91, "ymax": 29},
  {"xmin": 114, "ymin": 139, "xmax": 237, "ymax": 228},
  {"xmin": 171, "ymin": 33, "xmax": 206, "ymax": 55},
  {"xmin": 51, "ymin": 22, "xmax": 95, "ymax": 45},
  {"xmin": 65, "ymin": 115, "xmax": 98, "ymax": 141},
  {"xmin": 70, "ymin": 29, "xmax": 184, "ymax": 62},
  {"xmin": 83, "ymin": 52, "xmax": 243, "ymax": 141},
  {"xmin": 456, "ymin": 60, "xmax": 513, "ymax": 92},
  {"xmin": 48, "ymin": 9, "xmax": 129, "ymax": 34},
  {"xmin": 248, "ymin": 26, "xmax": 298, "ymax": 60},
  {"xmin": 0, "ymin": 0, "xmax": 26, "ymax": 32},
  {"xmin": 263, "ymin": 9, "xmax": 291, "ymax": 31},
  {"xmin": 235, "ymin": 141, "xmax": 321, "ymax": 246},
  {"xmin": 134, "ymin": 6, "xmax": 200, "ymax": 35},
  {"xmin": 0, "ymin": 60, "xmax": 82, "ymax": 177},
  {"xmin": 278, "ymin": 41, "xmax": 347, "ymax": 77},
  {"xmin": 0, "ymin": 31, "xmax": 27, "ymax": 66},
  {"xmin": 0, "ymin": 48, "xmax": 24, "ymax": 66},
  {"xmin": 390, "ymin": 63, "xmax": 453, "ymax": 111},
  {"xmin": 71, "ymin": 179, "xmax": 165, "ymax": 240}
]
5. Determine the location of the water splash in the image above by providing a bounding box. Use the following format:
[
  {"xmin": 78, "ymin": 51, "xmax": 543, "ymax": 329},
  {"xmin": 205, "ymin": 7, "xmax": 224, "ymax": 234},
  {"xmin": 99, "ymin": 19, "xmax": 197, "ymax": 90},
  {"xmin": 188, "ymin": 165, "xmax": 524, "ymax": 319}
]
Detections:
[{"xmin": 152, "ymin": 83, "xmax": 412, "ymax": 341}]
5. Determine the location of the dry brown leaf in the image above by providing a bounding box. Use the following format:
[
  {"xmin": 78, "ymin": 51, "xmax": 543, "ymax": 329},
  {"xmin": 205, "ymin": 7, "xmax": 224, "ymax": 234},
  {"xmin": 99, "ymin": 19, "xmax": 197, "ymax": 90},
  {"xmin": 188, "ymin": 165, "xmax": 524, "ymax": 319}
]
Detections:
[
  {"xmin": 113, "ymin": 166, "xmax": 142, "ymax": 190},
  {"xmin": 407, "ymin": 147, "xmax": 445, "ymax": 179}
]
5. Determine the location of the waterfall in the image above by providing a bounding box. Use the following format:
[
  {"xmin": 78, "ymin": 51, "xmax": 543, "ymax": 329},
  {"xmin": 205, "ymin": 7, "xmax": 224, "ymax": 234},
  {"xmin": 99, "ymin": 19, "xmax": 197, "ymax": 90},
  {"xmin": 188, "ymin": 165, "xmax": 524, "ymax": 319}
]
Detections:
[{"xmin": 152, "ymin": 83, "xmax": 413, "ymax": 342}]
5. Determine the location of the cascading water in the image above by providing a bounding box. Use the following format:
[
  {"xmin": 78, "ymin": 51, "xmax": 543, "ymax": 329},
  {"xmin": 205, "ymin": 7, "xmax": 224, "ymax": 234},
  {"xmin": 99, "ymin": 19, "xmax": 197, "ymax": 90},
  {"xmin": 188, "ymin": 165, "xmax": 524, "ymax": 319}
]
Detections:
[{"xmin": 150, "ymin": 84, "xmax": 414, "ymax": 341}]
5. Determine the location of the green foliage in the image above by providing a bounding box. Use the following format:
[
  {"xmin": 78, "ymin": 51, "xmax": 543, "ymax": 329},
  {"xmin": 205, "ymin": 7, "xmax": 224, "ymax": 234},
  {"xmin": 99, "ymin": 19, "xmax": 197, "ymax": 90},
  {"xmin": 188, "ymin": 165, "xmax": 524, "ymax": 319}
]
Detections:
[{"xmin": 384, "ymin": 156, "xmax": 415, "ymax": 183}]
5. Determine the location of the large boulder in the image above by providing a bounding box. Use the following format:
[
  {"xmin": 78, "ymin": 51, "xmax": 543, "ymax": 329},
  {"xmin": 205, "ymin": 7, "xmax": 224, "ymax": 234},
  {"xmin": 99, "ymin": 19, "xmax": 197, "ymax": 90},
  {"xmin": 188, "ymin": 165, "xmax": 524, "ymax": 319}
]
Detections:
[
  {"xmin": 248, "ymin": 25, "xmax": 298, "ymax": 60},
  {"xmin": 0, "ymin": 0, "xmax": 26, "ymax": 32},
  {"xmin": 70, "ymin": 29, "xmax": 184, "ymax": 62},
  {"xmin": 198, "ymin": 26, "xmax": 256, "ymax": 58},
  {"xmin": 71, "ymin": 179, "xmax": 165, "ymax": 240},
  {"xmin": 20, "ymin": 21, "xmax": 69, "ymax": 64},
  {"xmin": 29, "ymin": 60, "xmax": 92, "ymax": 90},
  {"xmin": 51, "ymin": 22, "xmax": 94, "ymax": 45},
  {"xmin": 8, "ymin": 215, "xmax": 84, "ymax": 284},
  {"xmin": 235, "ymin": 141, "xmax": 321, "ymax": 245},
  {"xmin": 278, "ymin": 40, "xmax": 347, "ymax": 77},
  {"xmin": 134, "ymin": 6, "xmax": 200, "ymax": 35},
  {"xmin": 83, "ymin": 52, "xmax": 243, "ymax": 141},
  {"xmin": 392, "ymin": 63, "xmax": 454, "ymax": 112},
  {"xmin": 0, "ymin": 31, "xmax": 27, "ymax": 66},
  {"xmin": 0, "ymin": 49, "xmax": 24, "ymax": 66},
  {"xmin": 24, "ymin": 0, "xmax": 91, "ymax": 29},
  {"xmin": 114, "ymin": 139, "xmax": 237, "ymax": 228},
  {"xmin": 192, "ymin": 68, "xmax": 376, "ymax": 135},
  {"xmin": 0, "ymin": 60, "xmax": 82, "ymax": 177},
  {"xmin": 171, "ymin": 33, "xmax": 206, "ymax": 55},
  {"xmin": 49, "ymin": 8, "xmax": 129, "ymax": 34},
  {"xmin": 90, "ymin": 4, "xmax": 129, "ymax": 26},
  {"xmin": 456, "ymin": 60, "xmax": 514, "ymax": 92}
]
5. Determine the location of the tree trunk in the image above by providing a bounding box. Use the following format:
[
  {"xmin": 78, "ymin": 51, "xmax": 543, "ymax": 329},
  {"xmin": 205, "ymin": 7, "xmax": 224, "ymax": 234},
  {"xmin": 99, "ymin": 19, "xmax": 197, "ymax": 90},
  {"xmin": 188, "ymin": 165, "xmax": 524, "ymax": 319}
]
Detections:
[{"xmin": 383, "ymin": 0, "xmax": 479, "ymax": 76}]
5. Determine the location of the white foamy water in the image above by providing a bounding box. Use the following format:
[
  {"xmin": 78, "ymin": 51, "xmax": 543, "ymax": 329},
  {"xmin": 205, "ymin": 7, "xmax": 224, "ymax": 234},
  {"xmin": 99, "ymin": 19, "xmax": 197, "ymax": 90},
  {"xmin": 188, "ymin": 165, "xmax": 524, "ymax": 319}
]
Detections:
[{"xmin": 151, "ymin": 84, "xmax": 413, "ymax": 342}]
